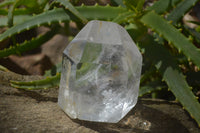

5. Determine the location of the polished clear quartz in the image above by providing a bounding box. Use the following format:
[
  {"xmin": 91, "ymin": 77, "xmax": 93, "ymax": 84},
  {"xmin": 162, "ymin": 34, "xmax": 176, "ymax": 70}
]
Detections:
[{"xmin": 58, "ymin": 20, "xmax": 142, "ymax": 123}]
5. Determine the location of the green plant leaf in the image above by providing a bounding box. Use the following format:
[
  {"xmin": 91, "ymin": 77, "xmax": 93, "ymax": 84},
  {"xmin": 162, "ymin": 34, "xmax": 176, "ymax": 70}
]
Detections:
[
  {"xmin": 0, "ymin": 5, "xmax": 127, "ymax": 42},
  {"xmin": 75, "ymin": 4, "xmax": 127, "ymax": 21},
  {"xmin": 123, "ymin": 0, "xmax": 136, "ymax": 10},
  {"xmin": 136, "ymin": 0, "xmax": 145, "ymax": 11},
  {"xmin": 139, "ymin": 34, "xmax": 200, "ymax": 126},
  {"xmin": 0, "ymin": 8, "xmax": 34, "ymax": 15},
  {"xmin": 123, "ymin": 0, "xmax": 145, "ymax": 12},
  {"xmin": 10, "ymin": 73, "xmax": 60, "ymax": 90},
  {"xmin": 0, "ymin": 8, "xmax": 70, "ymax": 42},
  {"xmin": 0, "ymin": 15, "xmax": 32, "ymax": 27},
  {"xmin": 55, "ymin": 0, "xmax": 88, "ymax": 24},
  {"xmin": 7, "ymin": 0, "xmax": 19, "ymax": 27},
  {"xmin": 139, "ymin": 80, "xmax": 164, "ymax": 97},
  {"xmin": 147, "ymin": 0, "xmax": 181, "ymax": 14},
  {"xmin": 184, "ymin": 25, "xmax": 200, "ymax": 43},
  {"xmin": 167, "ymin": 0, "xmax": 199, "ymax": 25},
  {"xmin": 112, "ymin": 11, "xmax": 135, "ymax": 24},
  {"xmin": 140, "ymin": 11, "xmax": 200, "ymax": 67},
  {"xmin": 0, "ymin": 29, "xmax": 56, "ymax": 58}
]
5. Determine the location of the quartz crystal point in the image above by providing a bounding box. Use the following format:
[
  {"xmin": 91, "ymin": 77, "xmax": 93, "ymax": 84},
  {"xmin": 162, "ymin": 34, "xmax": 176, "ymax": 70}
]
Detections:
[{"xmin": 58, "ymin": 20, "xmax": 142, "ymax": 123}]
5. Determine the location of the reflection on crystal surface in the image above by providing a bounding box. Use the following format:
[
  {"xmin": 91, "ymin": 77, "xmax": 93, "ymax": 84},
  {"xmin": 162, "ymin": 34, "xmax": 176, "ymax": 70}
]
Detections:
[{"xmin": 58, "ymin": 20, "xmax": 142, "ymax": 123}]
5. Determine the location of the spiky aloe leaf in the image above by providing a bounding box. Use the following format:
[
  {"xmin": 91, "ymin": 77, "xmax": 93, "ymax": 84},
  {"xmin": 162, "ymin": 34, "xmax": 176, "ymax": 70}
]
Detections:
[
  {"xmin": 163, "ymin": 67, "xmax": 200, "ymax": 126},
  {"xmin": 0, "ymin": 5, "xmax": 127, "ymax": 42},
  {"xmin": 123, "ymin": 0, "xmax": 145, "ymax": 12},
  {"xmin": 0, "ymin": 4, "xmax": 127, "ymax": 19},
  {"xmin": 10, "ymin": 73, "xmax": 60, "ymax": 90},
  {"xmin": 7, "ymin": 0, "xmax": 44, "ymax": 27},
  {"xmin": 140, "ymin": 11, "xmax": 200, "ymax": 67},
  {"xmin": 135, "ymin": 0, "xmax": 145, "ymax": 11},
  {"xmin": 75, "ymin": 4, "xmax": 127, "ymax": 21},
  {"xmin": 7, "ymin": 0, "xmax": 19, "ymax": 27},
  {"xmin": 147, "ymin": 0, "xmax": 181, "ymax": 14},
  {"xmin": 146, "ymin": 0, "xmax": 182, "ymax": 46},
  {"xmin": 10, "ymin": 61, "xmax": 62, "ymax": 90},
  {"xmin": 126, "ymin": 21, "xmax": 200, "ymax": 125},
  {"xmin": 112, "ymin": 11, "xmax": 135, "ymax": 24},
  {"xmin": 184, "ymin": 25, "xmax": 200, "ymax": 43},
  {"xmin": 167, "ymin": 0, "xmax": 199, "ymax": 25},
  {"xmin": 55, "ymin": 0, "xmax": 88, "ymax": 24},
  {"xmin": 139, "ymin": 34, "xmax": 200, "ymax": 126},
  {"xmin": 123, "ymin": 0, "xmax": 136, "ymax": 10},
  {"xmin": 0, "ymin": 30, "xmax": 56, "ymax": 58},
  {"xmin": 15, "ymin": 0, "xmax": 46, "ymax": 14},
  {"xmin": 0, "ymin": 8, "xmax": 70, "ymax": 42},
  {"xmin": 0, "ymin": 16, "xmax": 9, "ymax": 27},
  {"xmin": 0, "ymin": 15, "xmax": 32, "ymax": 27},
  {"xmin": 0, "ymin": 8, "xmax": 33, "ymax": 15},
  {"xmin": 139, "ymin": 80, "xmax": 164, "ymax": 97}
]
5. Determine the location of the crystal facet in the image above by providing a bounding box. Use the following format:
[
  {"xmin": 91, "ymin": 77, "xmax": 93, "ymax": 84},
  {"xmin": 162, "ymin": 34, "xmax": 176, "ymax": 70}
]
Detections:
[{"xmin": 58, "ymin": 20, "xmax": 142, "ymax": 123}]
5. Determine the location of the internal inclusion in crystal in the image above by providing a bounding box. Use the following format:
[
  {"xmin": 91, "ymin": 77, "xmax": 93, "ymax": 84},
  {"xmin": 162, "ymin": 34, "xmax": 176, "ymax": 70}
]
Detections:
[{"xmin": 58, "ymin": 20, "xmax": 142, "ymax": 123}]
